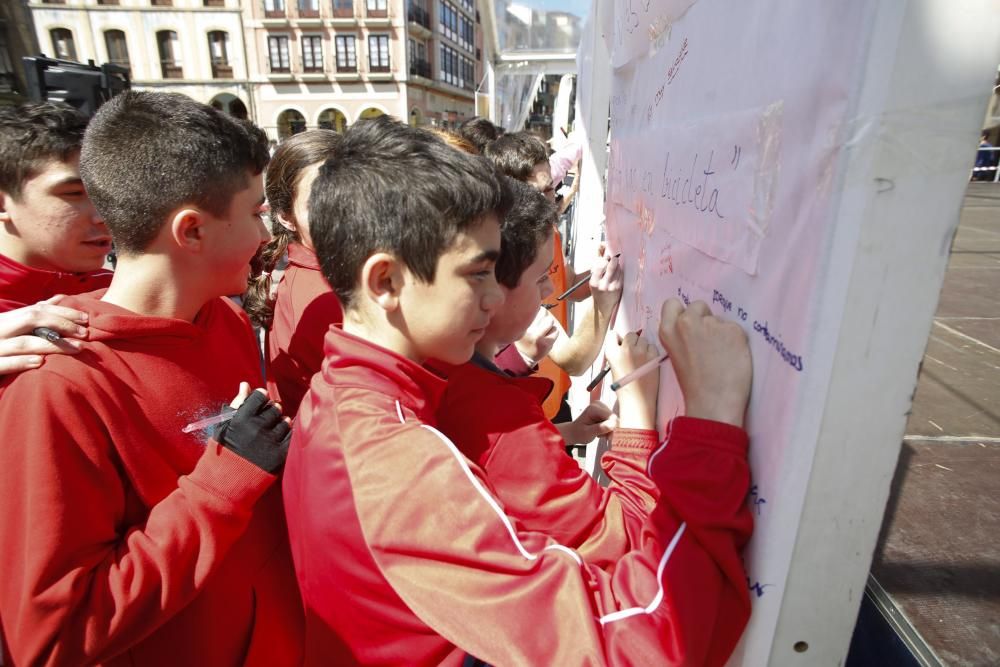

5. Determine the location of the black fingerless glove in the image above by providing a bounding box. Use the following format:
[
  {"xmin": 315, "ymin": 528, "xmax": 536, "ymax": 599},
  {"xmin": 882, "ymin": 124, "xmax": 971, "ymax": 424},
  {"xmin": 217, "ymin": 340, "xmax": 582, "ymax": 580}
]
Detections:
[{"xmin": 215, "ymin": 391, "xmax": 291, "ymax": 473}]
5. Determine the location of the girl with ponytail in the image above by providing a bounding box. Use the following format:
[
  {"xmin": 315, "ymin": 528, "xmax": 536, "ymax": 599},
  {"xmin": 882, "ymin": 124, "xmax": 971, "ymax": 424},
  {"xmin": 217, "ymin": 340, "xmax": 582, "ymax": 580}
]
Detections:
[{"xmin": 244, "ymin": 129, "xmax": 342, "ymax": 418}]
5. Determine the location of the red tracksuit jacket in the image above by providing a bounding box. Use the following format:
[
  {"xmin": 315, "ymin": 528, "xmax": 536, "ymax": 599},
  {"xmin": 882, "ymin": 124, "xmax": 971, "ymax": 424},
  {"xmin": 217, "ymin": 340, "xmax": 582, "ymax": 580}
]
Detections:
[
  {"xmin": 436, "ymin": 355, "xmax": 665, "ymax": 571},
  {"xmin": 0, "ymin": 292, "xmax": 304, "ymax": 666},
  {"xmin": 266, "ymin": 243, "xmax": 343, "ymax": 418},
  {"xmin": 284, "ymin": 327, "xmax": 753, "ymax": 666},
  {"xmin": 0, "ymin": 251, "xmax": 112, "ymax": 312}
]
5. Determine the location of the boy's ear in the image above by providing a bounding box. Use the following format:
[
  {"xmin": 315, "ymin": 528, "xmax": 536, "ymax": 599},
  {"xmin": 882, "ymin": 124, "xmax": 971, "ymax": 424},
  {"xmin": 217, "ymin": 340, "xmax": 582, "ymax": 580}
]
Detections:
[
  {"xmin": 0, "ymin": 190, "xmax": 12, "ymax": 225},
  {"xmin": 169, "ymin": 208, "xmax": 206, "ymax": 251},
  {"xmin": 360, "ymin": 252, "xmax": 404, "ymax": 312}
]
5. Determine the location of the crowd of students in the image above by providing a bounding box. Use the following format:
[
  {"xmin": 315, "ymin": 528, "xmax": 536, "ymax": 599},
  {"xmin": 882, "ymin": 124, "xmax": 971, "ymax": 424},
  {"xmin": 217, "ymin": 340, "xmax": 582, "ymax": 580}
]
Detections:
[{"xmin": 0, "ymin": 92, "xmax": 754, "ymax": 666}]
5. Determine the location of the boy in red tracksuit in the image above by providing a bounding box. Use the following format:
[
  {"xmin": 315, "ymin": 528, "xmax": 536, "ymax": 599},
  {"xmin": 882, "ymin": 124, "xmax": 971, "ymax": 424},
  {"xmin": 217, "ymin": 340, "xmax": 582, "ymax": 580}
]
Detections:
[
  {"xmin": 283, "ymin": 116, "xmax": 755, "ymax": 665},
  {"xmin": 436, "ymin": 179, "xmax": 676, "ymax": 570},
  {"xmin": 0, "ymin": 102, "xmax": 113, "ymax": 312},
  {"xmin": 0, "ymin": 91, "xmax": 303, "ymax": 666}
]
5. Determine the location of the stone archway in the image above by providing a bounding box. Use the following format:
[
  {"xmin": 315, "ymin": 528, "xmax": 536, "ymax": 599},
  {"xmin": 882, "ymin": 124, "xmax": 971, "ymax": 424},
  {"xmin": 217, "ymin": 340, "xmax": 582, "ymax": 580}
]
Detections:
[
  {"xmin": 318, "ymin": 108, "xmax": 348, "ymax": 133},
  {"xmin": 276, "ymin": 109, "xmax": 307, "ymax": 139},
  {"xmin": 208, "ymin": 93, "xmax": 248, "ymax": 119},
  {"xmin": 358, "ymin": 107, "xmax": 386, "ymax": 121}
]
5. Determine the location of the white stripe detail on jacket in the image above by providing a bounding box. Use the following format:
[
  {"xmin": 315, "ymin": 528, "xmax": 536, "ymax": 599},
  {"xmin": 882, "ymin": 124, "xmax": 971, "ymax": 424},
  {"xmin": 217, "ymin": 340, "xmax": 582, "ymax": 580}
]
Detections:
[
  {"xmin": 395, "ymin": 400, "xmax": 406, "ymax": 424},
  {"xmin": 417, "ymin": 420, "xmax": 583, "ymax": 566},
  {"xmin": 598, "ymin": 521, "xmax": 687, "ymax": 625},
  {"xmin": 647, "ymin": 418, "xmax": 675, "ymax": 477}
]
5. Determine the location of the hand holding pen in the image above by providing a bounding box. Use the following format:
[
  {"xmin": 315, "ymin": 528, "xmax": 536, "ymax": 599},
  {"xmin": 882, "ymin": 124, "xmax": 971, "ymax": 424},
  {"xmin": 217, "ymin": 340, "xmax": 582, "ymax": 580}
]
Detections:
[
  {"xmin": 0, "ymin": 295, "xmax": 89, "ymax": 374},
  {"xmin": 185, "ymin": 383, "xmax": 292, "ymax": 473},
  {"xmin": 603, "ymin": 330, "xmax": 661, "ymax": 430}
]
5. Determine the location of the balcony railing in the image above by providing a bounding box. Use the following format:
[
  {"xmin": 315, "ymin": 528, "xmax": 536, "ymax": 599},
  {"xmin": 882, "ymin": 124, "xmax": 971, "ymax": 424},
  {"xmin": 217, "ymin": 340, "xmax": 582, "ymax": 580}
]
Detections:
[
  {"xmin": 407, "ymin": 4, "xmax": 430, "ymax": 29},
  {"xmin": 211, "ymin": 61, "xmax": 233, "ymax": 78},
  {"xmin": 298, "ymin": 6, "xmax": 320, "ymax": 17},
  {"xmin": 160, "ymin": 62, "xmax": 183, "ymax": 79},
  {"xmin": 408, "ymin": 58, "xmax": 431, "ymax": 79},
  {"xmin": 369, "ymin": 64, "xmax": 390, "ymax": 73},
  {"xmin": 303, "ymin": 64, "xmax": 324, "ymax": 73},
  {"xmin": 367, "ymin": 8, "xmax": 388, "ymax": 18},
  {"xmin": 269, "ymin": 62, "xmax": 291, "ymax": 73},
  {"xmin": 336, "ymin": 62, "xmax": 358, "ymax": 73},
  {"xmin": 203, "ymin": 0, "xmax": 225, "ymax": 6},
  {"xmin": 264, "ymin": 4, "xmax": 287, "ymax": 17}
]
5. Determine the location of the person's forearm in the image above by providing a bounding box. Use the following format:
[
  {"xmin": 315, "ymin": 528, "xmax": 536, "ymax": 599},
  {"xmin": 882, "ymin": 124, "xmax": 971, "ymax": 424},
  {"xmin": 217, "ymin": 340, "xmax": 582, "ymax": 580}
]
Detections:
[{"xmin": 548, "ymin": 300, "xmax": 614, "ymax": 376}]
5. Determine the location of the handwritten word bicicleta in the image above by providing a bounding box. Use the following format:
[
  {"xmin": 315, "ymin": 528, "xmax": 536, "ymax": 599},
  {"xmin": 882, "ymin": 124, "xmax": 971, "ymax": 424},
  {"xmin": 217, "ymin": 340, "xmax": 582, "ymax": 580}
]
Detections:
[{"xmin": 661, "ymin": 150, "xmax": 726, "ymax": 220}]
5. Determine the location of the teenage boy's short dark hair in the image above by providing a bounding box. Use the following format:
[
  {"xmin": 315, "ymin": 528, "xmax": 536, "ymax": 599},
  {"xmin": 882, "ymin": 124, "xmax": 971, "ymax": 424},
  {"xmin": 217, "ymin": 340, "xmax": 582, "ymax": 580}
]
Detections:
[
  {"xmin": 0, "ymin": 102, "xmax": 88, "ymax": 198},
  {"xmin": 483, "ymin": 132, "xmax": 548, "ymax": 181},
  {"xmin": 79, "ymin": 91, "xmax": 270, "ymax": 254},
  {"xmin": 457, "ymin": 117, "xmax": 505, "ymax": 154},
  {"xmin": 310, "ymin": 115, "xmax": 511, "ymax": 309},
  {"xmin": 495, "ymin": 178, "xmax": 557, "ymax": 289}
]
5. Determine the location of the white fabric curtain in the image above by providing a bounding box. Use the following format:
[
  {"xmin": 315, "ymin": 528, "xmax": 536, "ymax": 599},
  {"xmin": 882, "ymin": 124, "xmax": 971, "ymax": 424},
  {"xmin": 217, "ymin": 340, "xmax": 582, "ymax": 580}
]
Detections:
[{"xmin": 494, "ymin": 67, "xmax": 541, "ymax": 132}]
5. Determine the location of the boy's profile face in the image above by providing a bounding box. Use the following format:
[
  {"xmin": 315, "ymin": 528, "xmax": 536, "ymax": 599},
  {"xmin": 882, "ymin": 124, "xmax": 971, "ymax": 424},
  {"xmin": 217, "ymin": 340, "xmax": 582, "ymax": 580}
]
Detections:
[
  {"xmin": 527, "ymin": 162, "xmax": 556, "ymax": 202},
  {"xmin": 397, "ymin": 213, "xmax": 505, "ymax": 365},
  {"xmin": 0, "ymin": 153, "xmax": 110, "ymax": 273},
  {"xmin": 487, "ymin": 232, "xmax": 554, "ymax": 346},
  {"xmin": 203, "ymin": 171, "xmax": 270, "ymax": 296}
]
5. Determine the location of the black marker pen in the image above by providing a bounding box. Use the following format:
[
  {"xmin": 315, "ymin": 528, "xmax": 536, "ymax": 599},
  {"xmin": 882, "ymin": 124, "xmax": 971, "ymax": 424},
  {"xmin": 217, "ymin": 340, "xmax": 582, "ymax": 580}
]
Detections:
[{"xmin": 33, "ymin": 327, "xmax": 61, "ymax": 342}]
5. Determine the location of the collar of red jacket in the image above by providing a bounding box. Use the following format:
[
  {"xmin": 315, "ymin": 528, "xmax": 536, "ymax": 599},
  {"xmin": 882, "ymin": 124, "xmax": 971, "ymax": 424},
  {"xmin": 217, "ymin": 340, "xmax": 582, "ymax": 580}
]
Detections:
[
  {"xmin": 0, "ymin": 252, "xmax": 111, "ymax": 305},
  {"xmin": 466, "ymin": 353, "xmax": 554, "ymax": 404},
  {"xmin": 321, "ymin": 325, "xmax": 447, "ymax": 420},
  {"xmin": 427, "ymin": 353, "xmax": 554, "ymax": 405},
  {"xmin": 286, "ymin": 243, "xmax": 321, "ymax": 271}
]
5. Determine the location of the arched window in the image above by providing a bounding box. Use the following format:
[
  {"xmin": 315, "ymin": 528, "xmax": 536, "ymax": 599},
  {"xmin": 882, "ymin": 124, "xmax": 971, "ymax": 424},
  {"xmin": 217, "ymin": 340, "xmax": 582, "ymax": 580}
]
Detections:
[
  {"xmin": 277, "ymin": 109, "xmax": 306, "ymax": 139},
  {"xmin": 156, "ymin": 30, "xmax": 183, "ymax": 79},
  {"xmin": 50, "ymin": 29, "xmax": 77, "ymax": 61},
  {"xmin": 208, "ymin": 31, "xmax": 231, "ymax": 78},
  {"xmin": 318, "ymin": 108, "xmax": 347, "ymax": 132},
  {"xmin": 104, "ymin": 30, "xmax": 130, "ymax": 71}
]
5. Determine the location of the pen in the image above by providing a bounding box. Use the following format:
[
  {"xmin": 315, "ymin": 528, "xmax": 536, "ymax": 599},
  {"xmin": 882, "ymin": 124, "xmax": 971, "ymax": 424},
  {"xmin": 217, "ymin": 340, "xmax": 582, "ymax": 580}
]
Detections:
[
  {"xmin": 586, "ymin": 365, "xmax": 611, "ymax": 392},
  {"xmin": 610, "ymin": 353, "xmax": 669, "ymax": 392},
  {"xmin": 181, "ymin": 411, "xmax": 236, "ymax": 434},
  {"xmin": 32, "ymin": 327, "xmax": 61, "ymax": 342},
  {"xmin": 556, "ymin": 253, "xmax": 622, "ymax": 301},
  {"xmin": 586, "ymin": 329, "xmax": 642, "ymax": 392}
]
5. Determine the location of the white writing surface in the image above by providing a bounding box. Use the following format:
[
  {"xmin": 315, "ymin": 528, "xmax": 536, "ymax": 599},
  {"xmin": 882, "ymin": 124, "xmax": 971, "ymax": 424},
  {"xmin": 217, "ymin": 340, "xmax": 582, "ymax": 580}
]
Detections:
[{"xmin": 602, "ymin": 0, "xmax": 869, "ymax": 662}]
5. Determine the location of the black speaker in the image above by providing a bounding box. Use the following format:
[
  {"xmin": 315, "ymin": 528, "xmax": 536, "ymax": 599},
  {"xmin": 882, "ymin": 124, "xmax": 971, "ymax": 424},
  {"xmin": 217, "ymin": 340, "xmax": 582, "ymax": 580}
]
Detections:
[{"xmin": 22, "ymin": 56, "xmax": 130, "ymax": 117}]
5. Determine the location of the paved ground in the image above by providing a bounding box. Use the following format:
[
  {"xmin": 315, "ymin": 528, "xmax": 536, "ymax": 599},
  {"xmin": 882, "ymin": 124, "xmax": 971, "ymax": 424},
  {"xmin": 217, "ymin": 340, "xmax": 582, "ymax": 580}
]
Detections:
[{"xmin": 871, "ymin": 182, "xmax": 1000, "ymax": 666}]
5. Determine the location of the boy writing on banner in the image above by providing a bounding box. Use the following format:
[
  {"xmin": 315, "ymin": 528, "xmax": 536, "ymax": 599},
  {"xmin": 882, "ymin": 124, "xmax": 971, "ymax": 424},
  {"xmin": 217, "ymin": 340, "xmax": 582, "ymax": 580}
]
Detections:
[
  {"xmin": 284, "ymin": 116, "xmax": 754, "ymax": 666},
  {"xmin": 0, "ymin": 92, "xmax": 302, "ymax": 666},
  {"xmin": 436, "ymin": 179, "xmax": 674, "ymax": 568},
  {"xmin": 485, "ymin": 131, "xmax": 619, "ymax": 421}
]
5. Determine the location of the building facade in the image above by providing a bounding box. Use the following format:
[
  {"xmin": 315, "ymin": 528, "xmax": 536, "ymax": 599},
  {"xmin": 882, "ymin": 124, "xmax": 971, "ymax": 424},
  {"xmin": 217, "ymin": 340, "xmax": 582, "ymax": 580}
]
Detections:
[
  {"xmin": 23, "ymin": 0, "xmax": 482, "ymax": 137},
  {"xmin": 1, "ymin": 0, "xmax": 41, "ymax": 104},
  {"xmin": 243, "ymin": 0, "xmax": 482, "ymax": 139},
  {"xmin": 27, "ymin": 0, "xmax": 252, "ymax": 114}
]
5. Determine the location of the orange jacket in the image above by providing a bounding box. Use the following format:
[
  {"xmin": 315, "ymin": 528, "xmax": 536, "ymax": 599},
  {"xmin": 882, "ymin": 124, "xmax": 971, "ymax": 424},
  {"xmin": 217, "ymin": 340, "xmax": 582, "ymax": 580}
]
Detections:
[
  {"xmin": 539, "ymin": 227, "xmax": 572, "ymax": 417},
  {"xmin": 284, "ymin": 327, "xmax": 753, "ymax": 665}
]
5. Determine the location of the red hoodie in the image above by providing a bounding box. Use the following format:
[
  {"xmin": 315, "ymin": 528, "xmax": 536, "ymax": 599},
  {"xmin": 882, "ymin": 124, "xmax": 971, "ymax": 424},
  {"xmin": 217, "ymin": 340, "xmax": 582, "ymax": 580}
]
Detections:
[
  {"xmin": 0, "ymin": 291, "xmax": 304, "ymax": 666},
  {"xmin": 266, "ymin": 243, "xmax": 343, "ymax": 418},
  {"xmin": 284, "ymin": 327, "xmax": 753, "ymax": 666},
  {"xmin": 0, "ymin": 251, "xmax": 113, "ymax": 312},
  {"xmin": 436, "ymin": 355, "xmax": 665, "ymax": 571}
]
